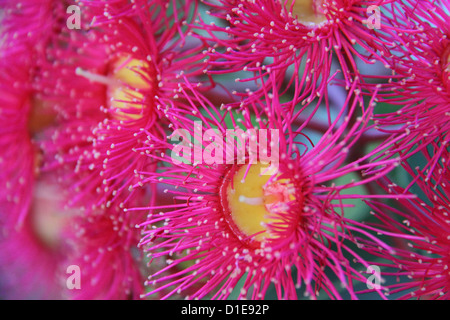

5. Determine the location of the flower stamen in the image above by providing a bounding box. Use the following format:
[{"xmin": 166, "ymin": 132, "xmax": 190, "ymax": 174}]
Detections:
[{"xmin": 442, "ymin": 45, "xmax": 450, "ymax": 91}]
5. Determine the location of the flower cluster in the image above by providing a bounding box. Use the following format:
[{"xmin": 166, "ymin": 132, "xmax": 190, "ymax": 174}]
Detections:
[{"xmin": 0, "ymin": 0, "xmax": 448, "ymax": 300}]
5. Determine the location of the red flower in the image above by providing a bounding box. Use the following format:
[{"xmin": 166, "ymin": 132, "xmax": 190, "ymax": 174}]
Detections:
[
  {"xmin": 195, "ymin": 0, "xmax": 396, "ymax": 104},
  {"xmin": 368, "ymin": 0, "xmax": 450, "ymax": 180},
  {"xmin": 0, "ymin": 0, "xmax": 65, "ymax": 226},
  {"xmin": 135, "ymin": 79, "xmax": 402, "ymax": 300},
  {"xmin": 364, "ymin": 147, "xmax": 450, "ymax": 299},
  {"xmin": 0, "ymin": 174, "xmax": 73, "ymax": 299},
  {"xmin": 64, "ymin": 193, "xmax": 146, "ymax": 300},
  {"xmin": 40, "ymin": 0, "xmax": 211, "ymax": 214}
]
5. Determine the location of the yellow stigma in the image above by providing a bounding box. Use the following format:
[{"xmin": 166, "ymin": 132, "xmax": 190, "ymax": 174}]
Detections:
[
  {"xmin": 107, "ymin": 56, "xmax": 152, "ymax": 121},
  {"xmin": 223, "ymin": 163, "xmax": 296, "ymax": 243},
  {"xmin": 286, "ymin": 0, "xmax": 327, "ymax": 26}
]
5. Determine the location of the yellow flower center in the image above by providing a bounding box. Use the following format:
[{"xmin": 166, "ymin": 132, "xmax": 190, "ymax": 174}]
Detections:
[
  {"xmin": 221, "ymin": 163, "xmax": 296, "ymax": 244},
  {"xmin": 76, "ymin": 54, "xmax": 153, "ymax": 121},
  {"xmin": 286, "ymin": 0, "xmax": 327, "ymax": 26},
  {"xmin": 107, "ymin": 56, "xmax": 152, "ymax": 121}
]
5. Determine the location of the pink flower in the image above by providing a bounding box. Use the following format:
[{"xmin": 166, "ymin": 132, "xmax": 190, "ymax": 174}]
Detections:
[
  {"xmin": 40, "ymin": 0, "xmax": 211, "ymax": 214},
  {"xmin": 0, "ymin": 174, "xmax": 73, "ymax": 299},
  {"xmin": 0, "ymin": 57, "xmax": 37, "ymax": 227},
  {"xmin": 0, "ymin": 0, "xmax": 64, "ymax": 227},
  {"xmin": 195, "ymin": 0, "xmax": 396, "ymax": 103},
  {"xmin": 0, "ymin": 0, "xmax": 73, "ymax": 300},
  {"xmin": 135, "ymin": 79, "xmax": 402, "ymax": 300},
  {"xmin": 0, "ymin": 0, "xmax": 63, "ymax": 57},
  {"xmin": 0, "ymin": 0, "xmax": 150, "ymax": 300},
  {"xmin": 64, "ymin": 194, "xmax": 146, "ymax": 300},
  {"xmin": 364, "ymin": 147, "xmax": 450, "ymax": 299},
  {"xmin": 368, "ymin": 0, "xmax": 450, "ymax": 179},
  {"xmin": 0, "ymin": 172, "xmax": 147, "ymax": 300}
]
